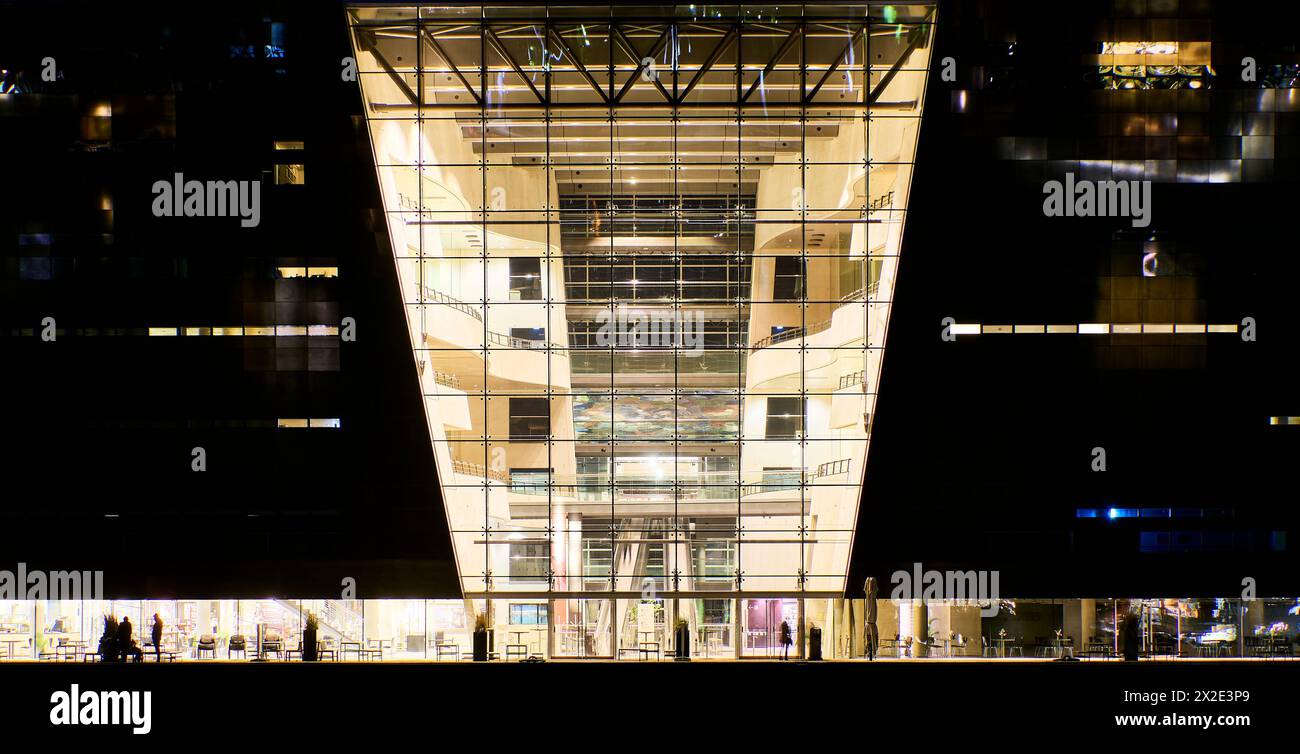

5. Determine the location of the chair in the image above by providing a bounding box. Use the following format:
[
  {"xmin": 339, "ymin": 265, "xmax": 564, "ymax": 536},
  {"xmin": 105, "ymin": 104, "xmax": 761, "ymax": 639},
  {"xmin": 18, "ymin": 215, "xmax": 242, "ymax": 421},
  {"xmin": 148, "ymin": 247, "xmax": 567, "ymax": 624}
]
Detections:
[
  {"xmin": 228, "ymin": 635, "xmax": 247, "ymax": 659},
  {"xmin": 981, "ymin": 636, "xmax": 995, "ymax": 657},
  {"xmin": 196, "ymin": 634, "xmax": 217, "ymax": 659},
  {"xmin": 261, "ymin": 634, "xmax": 283, "ymax": 660}
]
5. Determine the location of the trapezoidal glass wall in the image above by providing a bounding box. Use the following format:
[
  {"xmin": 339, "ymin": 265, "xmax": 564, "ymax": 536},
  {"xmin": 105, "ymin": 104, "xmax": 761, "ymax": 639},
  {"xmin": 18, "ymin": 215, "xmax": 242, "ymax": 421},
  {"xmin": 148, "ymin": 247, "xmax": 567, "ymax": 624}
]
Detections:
[{"xmin": 349, "ymin": 2, "xmax": 933, "ymax": 652}]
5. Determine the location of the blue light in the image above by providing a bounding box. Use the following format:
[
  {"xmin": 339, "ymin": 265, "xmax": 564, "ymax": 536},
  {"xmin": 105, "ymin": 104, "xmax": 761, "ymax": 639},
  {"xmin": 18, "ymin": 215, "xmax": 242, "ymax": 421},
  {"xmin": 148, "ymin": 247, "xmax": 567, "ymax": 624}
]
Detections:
[{"xmin": 1108, "ymin": 508, "xmax": 1119, "ymax": 519}]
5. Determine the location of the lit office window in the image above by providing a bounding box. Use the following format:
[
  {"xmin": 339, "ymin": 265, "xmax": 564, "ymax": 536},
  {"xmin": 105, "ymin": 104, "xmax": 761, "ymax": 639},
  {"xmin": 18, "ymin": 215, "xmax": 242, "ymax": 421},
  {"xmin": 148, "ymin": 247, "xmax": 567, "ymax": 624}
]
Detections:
[
  {"xmin": 507, "ymin": 398, "xmax": 549, "ymax": 441},
  {"xmin": 764, "ymin": 397, "xmax": 806, "ymax": 440},
  {"xmin": 508, "ymin": 258, "xmax": 542, "ymax": 300},
  {"xmin": 274, "ymin": 164, "xmax": 304, "ymax": 185}
]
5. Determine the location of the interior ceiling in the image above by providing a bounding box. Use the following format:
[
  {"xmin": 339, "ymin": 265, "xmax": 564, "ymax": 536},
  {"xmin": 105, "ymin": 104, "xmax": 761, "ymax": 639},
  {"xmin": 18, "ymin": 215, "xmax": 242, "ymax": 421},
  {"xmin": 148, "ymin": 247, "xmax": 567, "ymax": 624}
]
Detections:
[{"xmin": 358, "ymin": 16, "xmax": 928, "ymax": 196}]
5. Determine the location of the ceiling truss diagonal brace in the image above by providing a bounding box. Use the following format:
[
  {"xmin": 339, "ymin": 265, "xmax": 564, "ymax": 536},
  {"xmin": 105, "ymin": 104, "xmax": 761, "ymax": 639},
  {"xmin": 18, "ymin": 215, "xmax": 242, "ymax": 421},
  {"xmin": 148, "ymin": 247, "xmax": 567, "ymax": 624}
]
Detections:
[
  {"xmin": 484, "ymin": 26, "xmax": 548, "ymax": 105},
  {"xmin": 741, "ymin": 25, "xmax": 802, "ymax": 103},
  {"xmin": 676, "ymin": 25, "xmax": 737, "ymax": 104},
  {"xmin": 866, "ymin": 25, "xmax": 927, "ymax": 105},
  {"xmin": 421, "ymin": 28, "xmax": 482, "ymax": 106},
  {"xmin": 610, "ymin": 25, "xmax": 674, "ymax": 104},
  {"xmin": 804, "ymin": 26, "xmax": 865, "ymax": 104},
  {"xmin": 548, "ymin": 27, "xmax": 610, "ymax": 103},
  {"xmin": 357, "ymin": 29, "xmax": 418, "ymax": 106}
]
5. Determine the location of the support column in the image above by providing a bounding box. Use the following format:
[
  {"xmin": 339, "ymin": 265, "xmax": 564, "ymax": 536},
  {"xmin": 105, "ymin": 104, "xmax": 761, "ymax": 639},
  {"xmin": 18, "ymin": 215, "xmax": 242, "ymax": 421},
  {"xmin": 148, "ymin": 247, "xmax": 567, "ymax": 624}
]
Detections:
[
  {"xmin": 797, "ymin": 598, "xmax": 805, "ymax": 658},
  {"xmin": 910, "ymin": 600, "xmax": 927, "ymax": 657}
]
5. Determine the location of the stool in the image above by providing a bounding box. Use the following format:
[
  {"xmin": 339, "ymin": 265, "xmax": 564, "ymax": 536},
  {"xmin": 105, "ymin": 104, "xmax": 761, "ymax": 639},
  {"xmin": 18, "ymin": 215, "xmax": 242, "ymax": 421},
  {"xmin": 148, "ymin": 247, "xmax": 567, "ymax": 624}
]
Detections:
[{"xmin": 505, "ymin": 644, "xmax": 528, "ymax": 661}]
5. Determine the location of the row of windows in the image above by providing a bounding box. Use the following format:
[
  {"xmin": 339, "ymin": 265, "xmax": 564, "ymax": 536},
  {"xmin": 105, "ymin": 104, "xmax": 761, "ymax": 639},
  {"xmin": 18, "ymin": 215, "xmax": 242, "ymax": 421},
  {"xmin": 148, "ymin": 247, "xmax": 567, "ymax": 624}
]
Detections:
[
  {"xmin": 506, "ymin": 396, "xmax": 805, "ymax": 441},
  {"xmin": 5, "ymin": 257, "xmax": 339, "ymax": 281}
]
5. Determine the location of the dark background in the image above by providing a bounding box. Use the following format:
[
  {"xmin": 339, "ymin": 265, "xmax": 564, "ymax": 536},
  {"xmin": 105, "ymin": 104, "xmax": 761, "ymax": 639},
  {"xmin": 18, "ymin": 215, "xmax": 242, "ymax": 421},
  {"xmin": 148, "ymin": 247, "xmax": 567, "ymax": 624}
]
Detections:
[{"xmin": 1, "ymin": 0, "xmax": 1296, "ymax": 599}]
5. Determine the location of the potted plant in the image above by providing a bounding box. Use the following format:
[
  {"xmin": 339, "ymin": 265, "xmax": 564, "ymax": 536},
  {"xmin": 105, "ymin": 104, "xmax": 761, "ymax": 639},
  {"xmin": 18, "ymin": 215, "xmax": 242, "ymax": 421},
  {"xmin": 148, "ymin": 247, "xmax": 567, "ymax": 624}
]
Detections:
[
  {"xmin": 673, "ymin": 617, "xmax": 691, "ymax": 661},
  {"xmin": 472, "ymin": 613, "xmax": 489, "ymax": 662},
  {"xmin": 808, "ymin": 623, "xmax": 823, "ymax": 661},
  {"xmin": 302, "ymin": 612, "xmax": 319, "ymax": 662}
]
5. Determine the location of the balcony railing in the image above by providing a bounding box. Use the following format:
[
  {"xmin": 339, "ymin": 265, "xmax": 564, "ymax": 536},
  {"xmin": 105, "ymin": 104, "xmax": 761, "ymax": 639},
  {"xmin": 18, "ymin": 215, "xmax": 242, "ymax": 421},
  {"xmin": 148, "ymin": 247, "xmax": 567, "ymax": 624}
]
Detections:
[
  {"xmin": 749, "ymin": 319, "xmax": 832, "ymax": 352},
  {"xmin": 838, "ymin": 370, "xmax": 866, "ymax": 390},
  {"xmin": 422, "ymin": 286, "xmax": 549, "ymax": 349},
  {"xmin": 451, "ymin": 459, "xmax": 510, "ymax": 483},
  {"xmin": 748, "ymin": 283, "xmax": 883, "ymax": 353}
]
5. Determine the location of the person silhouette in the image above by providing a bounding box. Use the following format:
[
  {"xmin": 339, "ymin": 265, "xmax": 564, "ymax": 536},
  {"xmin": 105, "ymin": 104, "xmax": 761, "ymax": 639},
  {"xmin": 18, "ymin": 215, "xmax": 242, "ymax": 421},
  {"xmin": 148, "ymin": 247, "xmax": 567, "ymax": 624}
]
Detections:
[
  {"xmin": 864, "ymin": 576, "xmax": 879, "ymax": 660},
  {"xmin": 780, "ymin": 620, "xmax": 793, "ymax": 660},
  {"xmin": 117, "ymin": 616, "xmax": 143, "ymax": 663},
  {"xmin": 151, "ymin": 614, "xmax": 164, "ymax": 662}
]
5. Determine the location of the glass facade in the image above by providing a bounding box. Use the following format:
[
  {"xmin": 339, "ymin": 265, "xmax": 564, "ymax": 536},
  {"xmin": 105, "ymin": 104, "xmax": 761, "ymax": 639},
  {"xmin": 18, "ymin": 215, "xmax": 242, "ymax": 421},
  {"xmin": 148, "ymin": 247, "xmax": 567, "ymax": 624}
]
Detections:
[
  {"xmin": 5, "ymin": 596, "xmax": 1298, "ymax": 661},
  {"xmin": 347, "ymin": 3, "xmax": 934, "ymax": 656}
]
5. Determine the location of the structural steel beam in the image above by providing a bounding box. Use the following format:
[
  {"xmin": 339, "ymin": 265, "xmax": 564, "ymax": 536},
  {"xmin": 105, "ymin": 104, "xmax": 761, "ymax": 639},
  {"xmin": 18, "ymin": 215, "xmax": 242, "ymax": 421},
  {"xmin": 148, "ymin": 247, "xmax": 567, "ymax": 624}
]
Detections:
[
  {"xmin": 866, "ymin": 26, "xmax": 925, "ymax": 105},
  {"xmin": 421, "ymin": 27, "xmax": 482, "ymax": 106},
  {"xmin": 549, "ymin": 26, "xmax": 611, "ymax": 103},
  {"xmin": 608, "ymin": 25, "xmax": 670, "ymax": 103},
  {"xmin": 357, "ymin": 28, "xmax": 418, "ymax": 106},
  {"xmin": 485, "ymin": 26, "xmax": 547, "ymax": 104},
  {"xmin": 805, "ymin": 25, "xmax": 865, "ymax": 103},
  {"xmin": 677, "ymin": 25, "xmax": 737, "ymax": 104},
  {"xmin": 741, "ymin": 24, "xmax": 802, "ymax": 103}
]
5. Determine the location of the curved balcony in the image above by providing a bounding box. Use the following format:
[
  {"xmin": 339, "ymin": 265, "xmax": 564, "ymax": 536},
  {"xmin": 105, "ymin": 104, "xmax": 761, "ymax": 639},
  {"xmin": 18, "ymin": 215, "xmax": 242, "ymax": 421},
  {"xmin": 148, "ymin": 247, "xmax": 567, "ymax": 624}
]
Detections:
[{"xmin": 418, "ymin": 286, "xmax": 569, "ymax": 390}]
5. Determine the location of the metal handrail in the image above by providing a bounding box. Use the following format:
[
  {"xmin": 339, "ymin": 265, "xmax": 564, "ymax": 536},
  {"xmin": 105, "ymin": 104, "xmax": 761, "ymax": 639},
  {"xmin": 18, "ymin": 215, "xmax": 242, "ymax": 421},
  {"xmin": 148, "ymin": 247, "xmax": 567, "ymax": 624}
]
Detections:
[
  {"xmin": 749, "ymin": 318, "xmax": 832, "ymax": 352},
  {"xmin": 422, "ymin": 286, "xmax": 482, "ymax": 321},
  {"xmin": 451, "ymin": 459, "xmax": 510, "ymax": 484},
  {"xmin": 748, "ymin": 281, "xmax": 883, "ymax": 353},
  {"xmin": 838, "ymin": 370, "xmax": 866, "ymax": 390},
  {"xmin": 423, "ymin": 286, "xmax": 548, "ymax": 349}
]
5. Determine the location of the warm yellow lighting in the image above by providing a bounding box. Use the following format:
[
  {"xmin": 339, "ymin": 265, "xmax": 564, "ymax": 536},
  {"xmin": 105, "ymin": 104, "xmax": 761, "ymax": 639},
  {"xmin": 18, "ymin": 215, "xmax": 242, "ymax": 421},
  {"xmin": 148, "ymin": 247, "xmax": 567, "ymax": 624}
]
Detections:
[
  {"xmin": 147, "ymin": 327, "xmax": 178, "ymax": 337},
  {"xmin": 1078, "ymin": 323, "xmax": 1109, "ymax": 334},
  {"xmin": 1013, "ymin": 325, "xmax": 1045, "ymax": 333}
]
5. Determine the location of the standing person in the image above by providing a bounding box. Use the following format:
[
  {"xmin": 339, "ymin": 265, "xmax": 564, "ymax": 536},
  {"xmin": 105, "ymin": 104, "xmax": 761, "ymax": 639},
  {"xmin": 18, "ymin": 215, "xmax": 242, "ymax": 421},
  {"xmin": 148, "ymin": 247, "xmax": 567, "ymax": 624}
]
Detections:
[
  {"xmin": 118, "ymin": 616, "xmax": 143, "ymax": 663},
  {"xmin": 151, "ymin": 613, "xmax": 164, "ymax": 662},
  {"xmin": 779, "ymin": 620, "xmax": 793, "ymax": 660},
  {"xmin": 864, "ymin": 576, "xmax": 879, "ymax": 661},
  {"xmin": 1121, "ymin": 611, "xmax": 1141, "ymax": 661}
]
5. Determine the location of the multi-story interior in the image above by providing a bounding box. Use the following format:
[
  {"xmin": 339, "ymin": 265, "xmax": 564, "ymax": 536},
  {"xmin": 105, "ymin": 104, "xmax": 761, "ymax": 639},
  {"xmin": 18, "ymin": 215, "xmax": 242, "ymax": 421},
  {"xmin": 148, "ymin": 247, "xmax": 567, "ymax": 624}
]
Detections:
[{"xmin": 350, "ymin": 2, "xmax": 932, "ymax": 657}]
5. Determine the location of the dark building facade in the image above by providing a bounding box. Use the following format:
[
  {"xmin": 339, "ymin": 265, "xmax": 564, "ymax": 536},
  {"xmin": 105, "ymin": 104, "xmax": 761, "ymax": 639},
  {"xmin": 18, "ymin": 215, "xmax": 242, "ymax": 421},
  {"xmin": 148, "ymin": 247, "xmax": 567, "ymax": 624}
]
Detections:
[
  {"xmin": 853, "ymin": 0, "xmax": 1300, "ymax": 598},
  {"xmin": 0, "ymin": 0, "xmax": 456, "ymax": 597}
]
